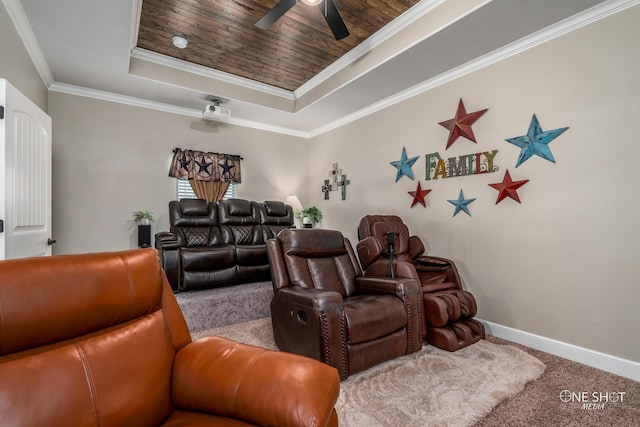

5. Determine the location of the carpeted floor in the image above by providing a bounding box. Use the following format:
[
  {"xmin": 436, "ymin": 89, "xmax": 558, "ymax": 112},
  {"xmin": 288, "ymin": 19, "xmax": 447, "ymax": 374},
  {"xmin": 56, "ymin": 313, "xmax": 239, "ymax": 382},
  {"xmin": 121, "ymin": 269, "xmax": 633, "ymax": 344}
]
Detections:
[
  {"xmin": 193, "ymin": 317, "xmax": 640, "ymax": 426},
  {"xmin": 195, "ymin": 317, "xmax": 547, "ymax": 427},
  {"xmin": 180, "ymin": 283, "xmax": 639, "ymax": 426},
  {"xmin": 477, "ymin": 336, "xmax": 640, "ymax": 427}
]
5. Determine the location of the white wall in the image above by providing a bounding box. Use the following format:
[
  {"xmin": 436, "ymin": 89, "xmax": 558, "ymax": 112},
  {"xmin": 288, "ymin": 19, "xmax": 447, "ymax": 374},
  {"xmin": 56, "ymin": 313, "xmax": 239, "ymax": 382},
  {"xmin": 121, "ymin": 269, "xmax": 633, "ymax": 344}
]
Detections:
[
  {"xmin": 49, "ymin": 92, "xmax": 308, "ymax": 254},
  {"xmin": 308, "ymin": 7, "xmax": 640, "ymax": 363},
  {"xmin": 0, "ymin": 3, "xmax": 47, "ymax": 110}
]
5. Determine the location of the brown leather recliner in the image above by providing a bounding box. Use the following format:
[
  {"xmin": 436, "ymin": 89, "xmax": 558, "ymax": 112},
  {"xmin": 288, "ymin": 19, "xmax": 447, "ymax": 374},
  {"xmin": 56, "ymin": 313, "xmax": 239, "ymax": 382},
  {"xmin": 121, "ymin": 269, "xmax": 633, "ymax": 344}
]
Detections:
[
  {"xmin": 0, "ymin": 249, "xmax": 340, "ymax": 427},
  {"xmin": 266, "ymin": 228, "xmax": 423, "ymax": 380},
  {"xmin": 356, "ymin": 215, "xmax": 485, "ymax": 352}
]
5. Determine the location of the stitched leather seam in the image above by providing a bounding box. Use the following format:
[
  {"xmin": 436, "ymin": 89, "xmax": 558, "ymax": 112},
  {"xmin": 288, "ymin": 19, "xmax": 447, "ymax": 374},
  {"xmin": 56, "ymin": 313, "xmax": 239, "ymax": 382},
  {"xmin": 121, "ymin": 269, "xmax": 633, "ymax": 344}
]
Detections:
[
  {"xmin": 417, "ymin": 290, "xmax": 424, "ymax": 340},
  {"xmin": 402, "ymin": 287, "xmax": 414, "ymax": 353},
  {"xmin": 0, "ymin": 296, "xmax": 4, "ymax": 355},
  {"xmin": 230, "ymin": 347, "xmax": 267, "ymax": 416},
  {"xmin": 117, "ymin": 253, "xmax": 135, "ymax": 320},
  {"xmin": 339, "ymin": 308, "xmax": 347, "ymax": 379},
  {"xmin": 320, "ymin": 311, "xmax": 330, "ymax": 364},
  {"xmin": 75, "ymin": 342, "xmax": 101, "ymax": 427}
]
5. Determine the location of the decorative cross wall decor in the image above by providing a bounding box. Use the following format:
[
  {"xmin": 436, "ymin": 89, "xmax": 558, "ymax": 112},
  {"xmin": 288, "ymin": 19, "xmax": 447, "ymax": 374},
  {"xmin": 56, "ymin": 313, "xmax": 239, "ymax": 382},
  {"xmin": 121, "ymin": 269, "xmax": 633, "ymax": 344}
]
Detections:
[
  {"xmin": 322, "ymin": 180, "xmax": 331, "ymax": 200},
  {"xmin": 336, "ymin": 176, "xmax": 350, "ymax": 200},
  {"xmin": 322, "ymin": 163, "xmax": 351, "ymax": 200}
]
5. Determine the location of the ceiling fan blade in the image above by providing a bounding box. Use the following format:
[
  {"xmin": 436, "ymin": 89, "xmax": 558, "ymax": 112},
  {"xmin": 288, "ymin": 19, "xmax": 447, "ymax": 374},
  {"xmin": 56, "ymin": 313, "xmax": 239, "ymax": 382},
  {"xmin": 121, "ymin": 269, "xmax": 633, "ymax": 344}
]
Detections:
[
  {"xmin": 255, "ymin": 0, "xmax": 297, "ymax": 29},
  {"xmin": 319, "ymin": 0, "xmax": 349, "ymax": 40}
]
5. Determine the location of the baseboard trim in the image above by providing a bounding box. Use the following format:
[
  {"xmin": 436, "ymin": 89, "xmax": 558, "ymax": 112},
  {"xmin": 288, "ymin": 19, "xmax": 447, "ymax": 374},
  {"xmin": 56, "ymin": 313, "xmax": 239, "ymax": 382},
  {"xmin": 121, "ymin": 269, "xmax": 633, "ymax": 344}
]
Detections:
[{"xmin": 478, "ymin": 319, "xmax": 640, "ymax": 382}]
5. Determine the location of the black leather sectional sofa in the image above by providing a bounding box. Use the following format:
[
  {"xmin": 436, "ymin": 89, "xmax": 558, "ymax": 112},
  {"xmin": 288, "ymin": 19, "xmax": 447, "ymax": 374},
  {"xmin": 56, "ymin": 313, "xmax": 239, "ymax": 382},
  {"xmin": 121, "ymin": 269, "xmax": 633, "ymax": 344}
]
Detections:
[{"xmin": 155, "ymin": 198, "xmax": 294, "ymax": 292}]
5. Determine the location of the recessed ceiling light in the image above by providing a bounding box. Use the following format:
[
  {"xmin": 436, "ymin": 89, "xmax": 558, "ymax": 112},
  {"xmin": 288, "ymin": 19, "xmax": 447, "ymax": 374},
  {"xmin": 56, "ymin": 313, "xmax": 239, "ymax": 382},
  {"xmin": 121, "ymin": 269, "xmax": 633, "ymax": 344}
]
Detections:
[
  {"xmin": 301, "ymin": 0, "xmax": 323, "ymax": 5},
  {"xmin": 172, "ymin": 35, "xmax": 188, "ymax": 49}
]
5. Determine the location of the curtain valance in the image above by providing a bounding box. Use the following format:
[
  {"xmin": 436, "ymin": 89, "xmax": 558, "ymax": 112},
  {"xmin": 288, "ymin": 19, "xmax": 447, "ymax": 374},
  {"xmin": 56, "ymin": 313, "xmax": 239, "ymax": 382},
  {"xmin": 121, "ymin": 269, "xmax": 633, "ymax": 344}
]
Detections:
[{"xmin": 169, "ymin": 148, "xmax": 242, "ymax": 183}]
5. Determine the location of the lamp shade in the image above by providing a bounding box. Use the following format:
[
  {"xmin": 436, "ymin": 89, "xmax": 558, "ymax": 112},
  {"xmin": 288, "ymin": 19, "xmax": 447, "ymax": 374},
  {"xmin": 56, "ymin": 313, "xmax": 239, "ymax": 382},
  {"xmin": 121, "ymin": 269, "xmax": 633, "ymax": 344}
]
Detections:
[{"xmin": 285, "ymin": 194, "xmax": 303, "ymax": 210}]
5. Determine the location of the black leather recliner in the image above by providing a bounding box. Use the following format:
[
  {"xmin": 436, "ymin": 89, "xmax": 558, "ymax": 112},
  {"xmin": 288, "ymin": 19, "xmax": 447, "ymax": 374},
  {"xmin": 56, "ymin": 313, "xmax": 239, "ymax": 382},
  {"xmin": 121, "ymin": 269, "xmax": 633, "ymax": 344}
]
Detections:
[
  {"xmin": 155, "ymin": 199, "xmax": 293, "ymax": 292},
  {"xmin": 356, "ymin": 215, "xmax": 485, "ymax": 352}
]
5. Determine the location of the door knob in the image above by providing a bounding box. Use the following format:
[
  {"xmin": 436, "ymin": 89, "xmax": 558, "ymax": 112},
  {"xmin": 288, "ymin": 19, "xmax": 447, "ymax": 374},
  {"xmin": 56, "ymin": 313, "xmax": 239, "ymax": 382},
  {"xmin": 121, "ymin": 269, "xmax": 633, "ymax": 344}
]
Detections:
[{"xmin": 47, "ymin": 238, "xmax": 57, "ymax": 245}]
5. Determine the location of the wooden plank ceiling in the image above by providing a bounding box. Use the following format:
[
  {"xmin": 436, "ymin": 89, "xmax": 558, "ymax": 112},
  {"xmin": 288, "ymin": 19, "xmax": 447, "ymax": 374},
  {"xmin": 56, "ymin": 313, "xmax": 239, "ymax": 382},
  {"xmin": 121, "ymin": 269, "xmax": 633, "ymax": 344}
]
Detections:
[{"xmin": 137, "ymin": 0, "xmax": 419, "ymax": 91}]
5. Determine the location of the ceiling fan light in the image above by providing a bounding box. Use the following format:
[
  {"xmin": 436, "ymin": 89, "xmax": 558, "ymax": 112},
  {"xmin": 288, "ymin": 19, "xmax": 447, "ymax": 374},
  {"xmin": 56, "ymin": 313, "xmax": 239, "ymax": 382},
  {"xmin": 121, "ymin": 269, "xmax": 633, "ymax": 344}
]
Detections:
[
  {"xmin": 172, "ymin": 35, "xmax": 188, "ymax": 49},
  {"xmin": 301, "ymin": 0, "xmax": 323, "ymax": 6}
]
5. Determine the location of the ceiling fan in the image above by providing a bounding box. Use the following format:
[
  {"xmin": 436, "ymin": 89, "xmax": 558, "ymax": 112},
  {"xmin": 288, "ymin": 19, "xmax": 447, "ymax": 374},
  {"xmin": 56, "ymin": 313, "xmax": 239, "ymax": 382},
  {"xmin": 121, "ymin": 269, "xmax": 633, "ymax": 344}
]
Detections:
[{"xmin": 255, "ymin": 0, "xmax": 350, "ymax": 40}]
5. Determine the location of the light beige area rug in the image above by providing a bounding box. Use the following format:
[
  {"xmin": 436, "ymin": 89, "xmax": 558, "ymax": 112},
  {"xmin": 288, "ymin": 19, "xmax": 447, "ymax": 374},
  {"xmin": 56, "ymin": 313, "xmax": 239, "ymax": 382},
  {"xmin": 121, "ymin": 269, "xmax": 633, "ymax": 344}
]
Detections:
[{"xmin": 194, "ymin": 317, "xmax": 546, "ymax": 427}]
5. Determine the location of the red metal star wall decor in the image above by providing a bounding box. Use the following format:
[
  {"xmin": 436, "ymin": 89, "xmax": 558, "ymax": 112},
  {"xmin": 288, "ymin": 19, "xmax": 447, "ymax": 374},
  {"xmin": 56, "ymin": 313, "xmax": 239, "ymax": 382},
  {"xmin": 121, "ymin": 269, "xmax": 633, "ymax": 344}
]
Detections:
[
  {"xmin": 488, "ymin": 170, "xmax": 529, "ymax": 204},
  {"xmin": 408, "ymin": 181, "xmax": 432, "ymax": 207},
  {"xmin": 439, "ymin": 98, "xmax": 488, "ymax": 149}
]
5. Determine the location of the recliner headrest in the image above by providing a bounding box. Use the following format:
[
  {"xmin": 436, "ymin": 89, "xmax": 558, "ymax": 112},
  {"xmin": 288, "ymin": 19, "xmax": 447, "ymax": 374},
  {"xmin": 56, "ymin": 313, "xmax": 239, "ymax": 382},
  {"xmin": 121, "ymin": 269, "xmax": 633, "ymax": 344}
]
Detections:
[
  {"xmin": 264, "ymin": 201, "xmax": 287, "ymax": 216},
  {"xmin": 170, "ymin": 200, "xmax": 217, "ymax": 227},
  {"xmin": 279, "ymin": 229, "xmax": 346, "ymax": 255},
  {"xmin": 357, "ymin": 215, "xmax": 404, "ymax": 240},
  {"xmin": 0, "ymin": 249, "xmax": 163, "ymax": 355},
  {"xmin": 180, "ymin": 199, "xmax": 210, "ymax": 216},
  {"xmin": 227, "ymin": 199, "xmax": 252, "ymax": 216},
  {"xmin": 370, "ymin": 222, "xmax": 410, "ymax": 254}
]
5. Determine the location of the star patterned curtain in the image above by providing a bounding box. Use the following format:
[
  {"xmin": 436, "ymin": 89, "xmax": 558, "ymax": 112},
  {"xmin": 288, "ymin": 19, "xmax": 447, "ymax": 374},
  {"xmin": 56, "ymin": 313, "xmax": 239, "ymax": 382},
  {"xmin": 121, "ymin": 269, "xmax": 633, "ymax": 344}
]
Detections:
[{"xmin": 169, "ymin": 148, "xmax": 242, "ymax": 183}]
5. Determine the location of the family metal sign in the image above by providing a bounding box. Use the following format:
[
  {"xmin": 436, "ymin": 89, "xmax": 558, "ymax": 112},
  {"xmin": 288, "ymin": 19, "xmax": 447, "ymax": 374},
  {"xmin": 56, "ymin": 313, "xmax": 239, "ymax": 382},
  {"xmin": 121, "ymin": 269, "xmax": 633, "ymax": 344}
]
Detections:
[{"xmin": 425, "ymin": 149, "xmax": 499, "ymax": 180}]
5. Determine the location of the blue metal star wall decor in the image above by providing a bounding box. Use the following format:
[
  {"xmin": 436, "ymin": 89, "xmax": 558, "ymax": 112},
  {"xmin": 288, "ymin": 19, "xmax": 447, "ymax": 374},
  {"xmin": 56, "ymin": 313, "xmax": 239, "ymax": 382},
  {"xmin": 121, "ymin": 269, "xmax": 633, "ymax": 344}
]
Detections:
[
  {"xmin": 447, "ymin": 189, "xmax": 476, "ymax": 217},
  {"xmin": 390, "ymin": 147, "xmax": 420, "ymax": 182},
  {"xmin": 506, "ymin": 114, "xmax": 569, "ymax": 167}
]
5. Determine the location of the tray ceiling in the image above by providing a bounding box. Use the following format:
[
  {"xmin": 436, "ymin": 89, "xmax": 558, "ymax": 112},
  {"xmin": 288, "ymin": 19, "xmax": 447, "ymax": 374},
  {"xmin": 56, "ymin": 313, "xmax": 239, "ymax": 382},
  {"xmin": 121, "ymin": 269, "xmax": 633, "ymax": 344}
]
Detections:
[
  {"xmin": 137, "ymin": 0, "xmax": 420, "ymax": 91},
  {"xmin": 15, "ymin": 0, "xmax": 617, "ymax": 135}
]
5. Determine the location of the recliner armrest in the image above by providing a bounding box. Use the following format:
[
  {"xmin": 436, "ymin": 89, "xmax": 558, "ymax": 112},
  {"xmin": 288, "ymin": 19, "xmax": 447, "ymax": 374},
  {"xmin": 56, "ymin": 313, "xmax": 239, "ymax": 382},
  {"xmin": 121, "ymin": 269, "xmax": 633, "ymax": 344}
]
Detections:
[
  {"xmin": 172, "ymin": 337, "xmax": 340, "ymax": 427},
  {"xmin": 359, "ymin": 258, "xmax": 420, "ymax": 281},
  {"xmin": 273, "ymin": 286, "xmax": 343, "ymax": 311},
  {"xmin": 415, "ymin": 255, "xmax": 451, "ymax": 271},
  {"xmin": 154, "ymin": 231, "xmax": 179, "ymax": 250},
  {"xmin": 415, "ymin": 254, "xmax": 462, "ymax": 284},
  {"xmin": 355, "ymin": 275, "xmax": 418, "ymax": 297},
  {"xmin": 154, "ymin": 232, "xmax": 181, "ymax": 292}
]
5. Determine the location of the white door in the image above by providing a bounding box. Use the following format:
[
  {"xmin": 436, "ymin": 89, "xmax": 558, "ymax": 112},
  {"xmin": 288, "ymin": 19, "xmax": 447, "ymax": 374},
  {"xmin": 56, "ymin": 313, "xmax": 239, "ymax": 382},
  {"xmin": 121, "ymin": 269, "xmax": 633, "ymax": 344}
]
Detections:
[{"xmin": 0, "ymin": 79, "xmax": 52, "ymax": 259}]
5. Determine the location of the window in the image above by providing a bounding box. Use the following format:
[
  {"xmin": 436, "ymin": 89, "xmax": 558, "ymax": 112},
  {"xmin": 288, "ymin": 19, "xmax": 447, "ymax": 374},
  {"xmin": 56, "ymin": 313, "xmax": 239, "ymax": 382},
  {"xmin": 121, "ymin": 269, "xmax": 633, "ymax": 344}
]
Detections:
[{"xmin": 176, "ymin": 179, "xmax": 238, "ymax": 200}]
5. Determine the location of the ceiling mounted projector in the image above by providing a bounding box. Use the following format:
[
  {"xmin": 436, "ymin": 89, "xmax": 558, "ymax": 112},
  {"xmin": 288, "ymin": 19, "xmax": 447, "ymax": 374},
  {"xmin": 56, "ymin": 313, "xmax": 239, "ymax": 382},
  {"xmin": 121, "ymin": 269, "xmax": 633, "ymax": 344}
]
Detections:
[{"xmin": 202, "ymin": 99, "xmax": 231, "ymax": 120}]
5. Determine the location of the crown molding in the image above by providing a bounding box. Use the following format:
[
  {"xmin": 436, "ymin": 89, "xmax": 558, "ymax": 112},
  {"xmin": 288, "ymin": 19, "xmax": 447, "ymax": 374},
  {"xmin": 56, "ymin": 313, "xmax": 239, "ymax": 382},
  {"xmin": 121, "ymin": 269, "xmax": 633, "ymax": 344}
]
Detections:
[
  {"xmin": 129, "ymin": 0, "xmax": 143, "ymax": 52},
  {"xmin": 130, "ymin": 48, "xmax": 295, "ymax": 102},
  {"xmin": 48, "ymin": 82, "xmax": 310, "ymax": 138},
  {"xmin": 37, "ymin": 0, "xmax": 640, "ymax": 139},
  {"xmin": 2, "ymin": 0, "xmax": 54, "ymax": 87},
  {"xmin": 295, "ymin": 0, "xmax": 446, "ymax": 98},
  {"xmin": 309, "ymin": 0, "xmax": 640, "ymax": 137}
]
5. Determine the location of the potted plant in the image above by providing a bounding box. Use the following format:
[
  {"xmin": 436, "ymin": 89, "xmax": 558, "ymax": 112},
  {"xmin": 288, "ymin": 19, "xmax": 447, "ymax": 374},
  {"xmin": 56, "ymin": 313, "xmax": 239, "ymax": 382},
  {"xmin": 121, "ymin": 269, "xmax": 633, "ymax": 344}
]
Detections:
[
  {"xmin": 133, "ymin": 210, "xmax": 154, "ymax": 225},
  {"xmin": 298, "ymin": 206, "xmax": 323, "ymax": 228}
]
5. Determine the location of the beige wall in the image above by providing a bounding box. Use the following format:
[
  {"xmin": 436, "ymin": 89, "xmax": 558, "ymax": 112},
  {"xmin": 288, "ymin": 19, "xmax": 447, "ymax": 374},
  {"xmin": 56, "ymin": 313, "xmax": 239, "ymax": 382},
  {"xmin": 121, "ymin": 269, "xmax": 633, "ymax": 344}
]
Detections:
[
  {"xmin": 49, "ymin": 92, "xmax": 308, "ymax": 254},
  {"xmin": 0, "ymin": 4, "xmax": 47, "ymax": 110},
  {"xmin": 309, "ymin": 7, "xmax": 640, "ymax": 362},
  {"xmin": 4, "ymin": 1, "xmax": 638, "ymax": 365}
]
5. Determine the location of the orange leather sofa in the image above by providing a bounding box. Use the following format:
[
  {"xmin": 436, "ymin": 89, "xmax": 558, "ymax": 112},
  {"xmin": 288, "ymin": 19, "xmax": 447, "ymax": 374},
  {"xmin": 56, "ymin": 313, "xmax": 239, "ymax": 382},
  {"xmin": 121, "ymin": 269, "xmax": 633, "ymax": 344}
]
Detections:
[{"xmin": 0, "ymin": 249, "xmax": 340, "ymax": 427}]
